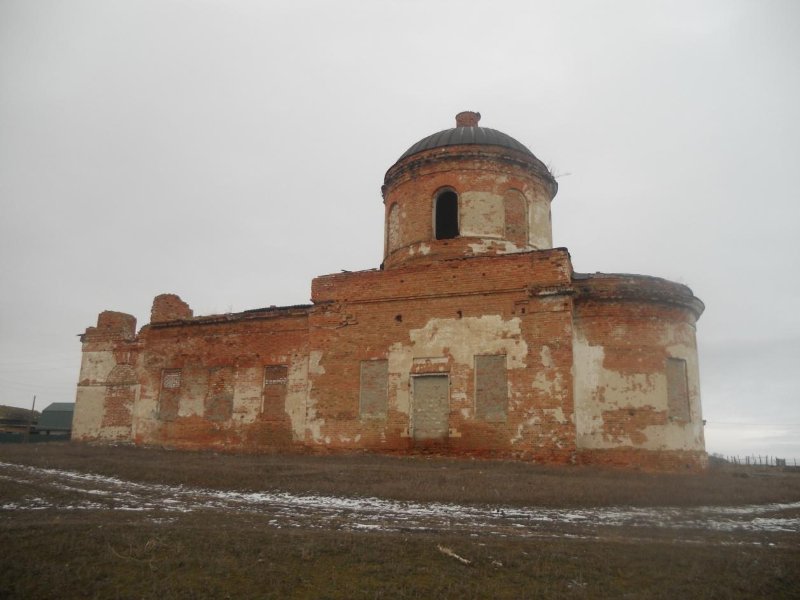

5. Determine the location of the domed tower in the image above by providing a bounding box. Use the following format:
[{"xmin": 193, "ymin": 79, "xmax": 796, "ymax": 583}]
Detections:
[{"xmin": 382, "ymin": 111, "xmax": 558, "ymax": 269}]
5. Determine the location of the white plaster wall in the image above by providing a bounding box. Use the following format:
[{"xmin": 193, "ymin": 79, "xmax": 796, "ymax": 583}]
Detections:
[
  {"xmin": 232, "ymin": 366, "xmax": 262, "ymax": 424},
  {"xmin": 286, "ymin": 354, "xmax": 309, "ymax": 441},
  {"xmin": 131, "ymin": 382, "xmax": 158, "ymax": 440},
  {"xmin": 573, "ymin": 323, "xmax": 704, "ymax": 452},
  {"xmin": 177, "ymin": 369, "xmax": 206, "ymax": 417},
  {"xmin": 78, "ymin": 350, "xmax": 116, "ymax": 384},
  {"xmin": 305, "ymin": 349, "xmax": 326, "ymax": 442},
  {"xmin": 228, "ymin": 354, "xmax": 307, "ymax": 440},
  {"xmin": 72, "ymin": 386, "xmax": 105, "ymax": 439},
  {"xmin": 665, "ymin": 325, "xmax": 705, "ymax": 448},
  {"xmin": 460, "ymin": 191, "xmax": 505, "ymax": 238},
  {"xmin": 387, "ymin": 315, "xmax": 527, "ymax": 436},
  {"xmin": 529, "ymin": 194, "xmax": 553, "ymax": 249},
  {"xmin": 467, "ymin": 238, "xmax": 524, "ymax": 255},
  {"xmin": 387, "ymin": 203, "xmax": 400, "ymax": 254}
]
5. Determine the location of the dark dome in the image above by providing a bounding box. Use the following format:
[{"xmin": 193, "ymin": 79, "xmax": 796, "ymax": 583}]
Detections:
[
  {"xmin": 398, "ymin": 126, "xmax": 534, "ymax": 161},
  {"xmin": 397, "ymin": 112, "xmax": 534, "ymax": 161}
]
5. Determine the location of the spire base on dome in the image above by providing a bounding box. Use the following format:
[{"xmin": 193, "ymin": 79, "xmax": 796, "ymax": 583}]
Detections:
[{"xmin": 455, "ymin": 111, "xmax": 481, "ymax": 127}]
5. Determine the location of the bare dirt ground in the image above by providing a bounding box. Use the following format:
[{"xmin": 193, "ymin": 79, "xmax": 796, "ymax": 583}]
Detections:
[{"xmin": 1, "ymin": 443, "xmax": 799, "ymax": 599}]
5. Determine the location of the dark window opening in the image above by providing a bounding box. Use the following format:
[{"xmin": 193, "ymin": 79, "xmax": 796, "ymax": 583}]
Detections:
[{"xmin": 435, "ymin": 191, "xmax": 459, "ymax": 240}]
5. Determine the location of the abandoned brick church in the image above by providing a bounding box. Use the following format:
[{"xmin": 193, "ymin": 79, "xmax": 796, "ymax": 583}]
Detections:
[{"xmin": 73, "ymin": 111, "xmax": 707, "ymax": 469}]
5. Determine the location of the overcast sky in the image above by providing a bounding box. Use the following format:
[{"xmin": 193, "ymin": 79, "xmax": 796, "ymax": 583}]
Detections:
[{"xmin": 1, "ymin": 0, "xmax": 798, "ymax": 460}]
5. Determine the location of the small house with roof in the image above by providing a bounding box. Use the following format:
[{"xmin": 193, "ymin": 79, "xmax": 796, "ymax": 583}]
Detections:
[{"xmin": 37, "ymin": 402, "xmax": 74, "ymax": 435}]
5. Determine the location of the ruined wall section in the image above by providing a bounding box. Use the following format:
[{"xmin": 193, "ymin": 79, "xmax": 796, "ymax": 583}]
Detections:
[
  {"xmin": 132, "ymin": 306, "xmax": 311, "ymax": 451},
  {"xmin": 73, "ymin": 311, "xmax": 139, "ymax": 442},
  {"xmin": 571, "ymin": 274, "xmax": 706, "ymax": 469},
  {"xmin": 151, "ymin": 293, "xmax": 193, "ymax": 323},
  {"xmin": 308, "ymin": 249, "xmax": 577, "ymax": 462},
  {"xmin": 382, "ymin": 146, "xmax": 557, "ymax": 269}
]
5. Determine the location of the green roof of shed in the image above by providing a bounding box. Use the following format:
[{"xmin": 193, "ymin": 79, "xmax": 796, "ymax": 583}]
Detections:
[{"xmin": 37, "ymin": 403, "xmax": 74, "ymax": 431}]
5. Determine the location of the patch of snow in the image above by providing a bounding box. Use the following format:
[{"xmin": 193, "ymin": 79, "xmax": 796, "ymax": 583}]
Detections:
[{"xmin": 1, "ymin": 461, "xmax": 798, "ymax": 540}]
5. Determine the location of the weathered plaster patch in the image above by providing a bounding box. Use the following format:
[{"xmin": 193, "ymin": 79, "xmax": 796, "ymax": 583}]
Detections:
[
  {"xmin": 409, "ymin": 315, "xmax": 527, "ymax": 368},
  {"xmin": 467, "ymin": 239, "xmax": 521, "ymax": 255},
  {"xmin": 305, "ymin": 351, "xmax": 326, "ymax": 443},
  {"xmin": 573, "ymin": 327, "xmax": 704, "ymax": 452},
  {"xmin": 544, "ymin": 406, "xmax": 567, "ymax": 423},
  {"xmin": 610, "ymin": 325, "xmax": 629, "ymax": 341},
  {"xmin": 79, "ymin": 351, "xmax": 116, "ymax": 385},
  {"xmin": 72, "ymin": 387, "xmax": 105, "ymax": 439},
  {"xmin": 387, "ymin": 204, "xmax": 400, "ymax": 252},
  {"xmin": 309, "ymin": 350, "xmax": 325, "ymax": 375},
  {"xmin": 286, "ymin": 355, "xmax": 309, "ymax": 441},
  {"xmin": 511, "ymin": 416, "xmax": 539, "ymax": 444},
  {"xmin": 540, "ymin": 345, "xmax": 553, "ymax": 368},
  {"xmin": 387, "ymin": 342, "xmax": 412, "ymax": 416},
  {"xmin": 387, "ymin": 316, "xmax": 526, "ymax": 418},
  {"xmin": 305, "ymin": 401, "xmax": 324, "ymax": 443},
  {"xmin": 177, "ymin": 398, "xmax": 203, "ymax": 418},
  {"xmin": 532, "ymin": 369, "xmax": 566, "ymax": 399},
  {"xmin": 601, "ymin": 406, "xmax": 666, "ymax": 446},
  {"xmin": 231, "ymin": 367, "xmax": 261, "ymax": 425},
  {"xmin": 460, "ymin": 191, "xmax": 505, "ymax": 237},
  {"xmin": 528, "ymin": 196, "xmax": 552, "ymax": 249}
]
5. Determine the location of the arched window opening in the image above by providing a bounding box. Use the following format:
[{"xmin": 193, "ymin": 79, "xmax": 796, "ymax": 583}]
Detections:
[{"xmin": 435, "ymin": 191, "xmax": 459, "ymax": 240}]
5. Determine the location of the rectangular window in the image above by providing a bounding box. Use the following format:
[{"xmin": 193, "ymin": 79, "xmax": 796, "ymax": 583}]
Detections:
[
  {"xmin": 159, "ymin": 369, "xmax": 182, "ymax": 421},
  {"xmin": 360, "ymin": 360, "xmax": 388, "ymax": 418},
  {"xmin": 475, "ymin": 355, "xmax": 508, "ymax": 422},
  {"xmin": 162, "ymin": 369, "xmax": 181, "ymax": 389},
  {"xmin": 666, "ymin": 357, "xmax": 691, "ymax": 421},
  {"xmin": 262, "ymin": 365, "xmax": 288, "ymax": 420}
]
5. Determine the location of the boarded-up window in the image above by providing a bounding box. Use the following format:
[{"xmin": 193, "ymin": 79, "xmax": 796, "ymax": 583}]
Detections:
[
  {"xmin": 360, "ymin": 360, "xmax": 388, "ymax": 418},
  {"xmin": 504, "ymin": 190, "xmax": 528, "ymax": 246},
  {"xmin": 206, "ymin": 366, "xmax": 234, "ymax": 422},
  {"xmin": 412, "ymin": 375, "xmax": 449, "ymax": 440},
  {"xmin": 666, "ymin": 357, "xmax": 690, "ymax": 421},
  {"xmin": 387, "ymin": 203, "xmax": 400, "ymax": 253},
  {"xmin": 262, "ymin": 365, "xmax": 288, "ymax": 420},
  {"xmin": 159, "ymin": 369, "xmax": 181, "ymax": 421},
  {"xmin": 475, "ymin": 355, "xmax": 508, "ymax": 422}
]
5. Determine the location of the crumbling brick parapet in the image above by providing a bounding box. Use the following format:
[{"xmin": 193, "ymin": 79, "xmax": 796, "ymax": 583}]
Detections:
[
  {"xmin": 81, "ymin": 311, "xmax": 137, "ymax": 343},
  {"xmin": 151, "ymin": 294, "xmax": 193, "ymax": 324}
]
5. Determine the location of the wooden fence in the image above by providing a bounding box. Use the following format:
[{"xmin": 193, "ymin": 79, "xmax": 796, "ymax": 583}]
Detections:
[{"xmin": 723, "ymin": 455, "xmax": 798, "ymax": 468}]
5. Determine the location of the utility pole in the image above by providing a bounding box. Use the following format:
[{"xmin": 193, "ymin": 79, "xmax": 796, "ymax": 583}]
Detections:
[{"xmin": 25, "ymin": 395, "xmax": 36, "ymax": 443}]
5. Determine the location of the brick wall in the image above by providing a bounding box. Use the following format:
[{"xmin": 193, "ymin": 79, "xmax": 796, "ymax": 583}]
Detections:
[
  {"xmin": 382, "ymin": 146, "xmax": 556, "ymax": 268},
  {"xmin": 572, "ymin": 274, "xmax": 705, "ymax": 469}
]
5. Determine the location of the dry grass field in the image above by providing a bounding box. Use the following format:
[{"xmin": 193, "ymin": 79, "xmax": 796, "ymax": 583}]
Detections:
[{"xmin": 1, "ymin": 443, "xmax": 799, "ymax": 599}]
